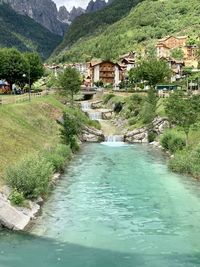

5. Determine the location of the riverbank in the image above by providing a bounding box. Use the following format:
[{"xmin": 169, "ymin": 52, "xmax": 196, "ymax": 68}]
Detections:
[{"xmin": 0, "ymin": 95, "xmax": 103, "ymax": 230}]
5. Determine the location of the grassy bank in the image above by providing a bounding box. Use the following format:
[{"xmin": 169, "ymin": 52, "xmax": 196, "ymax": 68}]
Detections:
[{"xmin": 0, "ymin": 96, "xmax": 97, "ymax": 188}]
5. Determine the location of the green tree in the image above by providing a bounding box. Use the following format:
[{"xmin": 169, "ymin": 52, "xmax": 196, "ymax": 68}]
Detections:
[
  {"xmin": 24, "ymin": 52, "xmax": 44, "ymax": 89},
  {"xmin": 129, "ymin": 58, "xmax": 171, "ymax": 87},
  {"xmin": 0, "ymin": 48, "xmax": 28, "ymax": 88},
  {"xmin": 59, "ymin": 112, "xmax": 81, "ymax": 152},
  {"xmin": 170, "ymin": 48, "xmax": 184, "ymax": 60},
  {"xmin": 59, "ymin": 67, "xmax": 81, "ymax": 104},
  {"xmin": 165, "ymin": 91, "xmax": 199, "ymax": 146}
]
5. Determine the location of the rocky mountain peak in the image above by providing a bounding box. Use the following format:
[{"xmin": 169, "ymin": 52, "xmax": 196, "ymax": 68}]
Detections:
[
  {"xmin": 86, "ymin": 0, "xmax": 107, "ymax": 13},
  {"xmin": 58, "ymin": 6, "xmax": 70, "ymax": 23},
  {"xmin": 3, "ymin": 0, "xmax": 67, "ymax": 36},
  {"xmin": 69, "ymin": 6, "xmax": 85, "ymax": 21}
]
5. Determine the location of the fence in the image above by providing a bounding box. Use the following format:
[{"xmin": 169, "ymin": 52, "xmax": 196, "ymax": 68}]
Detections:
[{"xmin": 0, "ymin": 91, "xmax": 50, "ymax": 105}]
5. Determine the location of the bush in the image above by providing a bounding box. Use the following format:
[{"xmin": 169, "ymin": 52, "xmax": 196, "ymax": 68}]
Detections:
[
  {"xmin": 5, "ymin": 154, "xmax": 53, "ymax": 199},
  {"xmin": 42, "ymin": 144, "xmax": 71, "ymax": 172},
  {"xmin": 169, "ymin": 151, "xmax": 191, "ymax": 174},
  {"xmin": 148, "ymin": 130, "xmax": 157, "ymax": 143},
  {"xmin": 94, "ymin": 80, "xmax": 104, "ymax": 87},
  {"xmin": 9, "ymin": 189, "xmax": 25, "ymax": 206},
  {"xmin": 161, "ymin": 131, "xmax": 186, "ymax": 153},
  {"xmin": 169, "ymin": 144, "xmax": 200, "ymax": 178},
  {"xmin": 102, "ymin": 93, "xmax": 115, "ymax": 104}
]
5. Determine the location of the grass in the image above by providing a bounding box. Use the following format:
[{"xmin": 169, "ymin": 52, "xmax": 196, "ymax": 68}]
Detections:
[{"xmin": 0, "ymin": 96, "xmax": 63, "ymax": 184}]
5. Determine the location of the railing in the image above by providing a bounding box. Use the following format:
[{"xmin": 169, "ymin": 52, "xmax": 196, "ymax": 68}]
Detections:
[{"xmin": 0, "ymin": 91, "xmax": 49, "ymax": 105}]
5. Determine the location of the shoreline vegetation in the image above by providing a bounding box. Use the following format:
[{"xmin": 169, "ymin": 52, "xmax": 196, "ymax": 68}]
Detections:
[{"xmin": 0, "ymin": 95, "xmax": 99, "ymax": 206}]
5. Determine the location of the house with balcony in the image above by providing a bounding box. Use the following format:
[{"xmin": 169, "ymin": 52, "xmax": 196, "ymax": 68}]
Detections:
[{"xmin": 89, "ymin": 60, "xmax": 123, "ymax": 86}]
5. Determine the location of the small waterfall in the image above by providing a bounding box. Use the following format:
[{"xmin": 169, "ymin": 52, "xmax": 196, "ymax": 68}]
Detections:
[
  {"xmin": 102, "ymin": 135, "xmax": 126, "ymax": 146},
  {"xmin": 106, "ymin": 135, "xmax": 124, "ymax": 142},
  {"xmin": 81, "ymin": 101, "xmax": 91, "ymax": 111},
  {"xmin": 88, "ymin": 111, "xmax": 102, "ymax": 121}
]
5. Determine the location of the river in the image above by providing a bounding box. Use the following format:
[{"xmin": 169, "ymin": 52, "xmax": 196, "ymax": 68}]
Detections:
[{"xmin": 0, "ymin": 143, "xmax": 200, "ymax": 266}]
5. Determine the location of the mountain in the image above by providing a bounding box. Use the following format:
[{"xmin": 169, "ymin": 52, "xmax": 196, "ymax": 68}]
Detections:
[
  {"xmin": 52, "ymin": 0, "xmax": 200, "ymax": 63},
  {"xmin": 86, "ymin": 0, "xmax": 107, "ymax": 13},
  {"xmin": 53, "ymin": 0, "xmax": 142, "ymax": 57},
  {"xmin": 3, "ymin": 0, "xmax": 68, "ymax": 35},
  {"xmin": 57, "ymin": 6, "xmax": 71, "ymax": 24},
  {"xmin": 0, "ymin": 3, "xmax": 62, "ymax": 59},
  {"xmin": 69, "ymin": 7, "xmax": 85, "ymax": 22}
]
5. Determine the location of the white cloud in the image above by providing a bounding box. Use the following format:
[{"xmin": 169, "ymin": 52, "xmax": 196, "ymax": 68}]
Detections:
[{"xmin": 54, "ymin": 0, "xmax": 89, "ymax": 11}]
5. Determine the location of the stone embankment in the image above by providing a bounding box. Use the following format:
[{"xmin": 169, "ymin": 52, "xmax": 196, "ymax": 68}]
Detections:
[
  {"xmin": 0, "ymin": 173, "xmax": 61, "ymax": 231},
  {"xmin": 124, "ymin": 117, "xmax": 169, "ymax": 143},
  {"xmin": 80, "ymin": 125, "xmax": 104, "ymax": 142}
]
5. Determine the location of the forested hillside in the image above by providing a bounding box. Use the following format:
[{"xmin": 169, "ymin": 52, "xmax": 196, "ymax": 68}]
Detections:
[
  {"xmin": 0, "ymin": 3, "xmax": 62, "ymax": 59},
  {"xmin": 53, "ymin": 0, "xmax": 142, "ymax": 56},
  {"xmin": 53, "ymin": 0, "xmax": 200, "ymax": 62}
]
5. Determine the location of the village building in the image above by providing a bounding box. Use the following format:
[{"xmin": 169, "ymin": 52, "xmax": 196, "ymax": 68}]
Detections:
[
  {"xmin": 156, "ymin": 35, "xmax": 198, "ymax": 69},
  {"xmin": 119, "ymin": 51, "xmax": 137, "ymax": 71},
  {"xmin": 160, "ymin": 57, "xmax": 185, "ymax": 82},
  {"xmin": 89, "ymin": 60, "xmax": 123, "ymax": 86}
]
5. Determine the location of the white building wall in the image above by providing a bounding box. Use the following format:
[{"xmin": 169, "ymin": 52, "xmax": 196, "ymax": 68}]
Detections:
[
  {"xmin": 94, "ymin": 65, "xmax": 100, "ymax": 82},
  {"xmin": 115, "ymin": 66, "xmax": 120, "ymax": 85}
]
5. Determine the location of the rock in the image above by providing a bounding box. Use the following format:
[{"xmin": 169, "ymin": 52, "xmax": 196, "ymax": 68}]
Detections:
[
  {"xmin": 5, "ymin": 0, "xmax": 68, "ymax": 35},
  {"xmin": 86, "ymin": 0, "xmax": 107, "ymax": 13},
  {"xmin": 0, "ymin": 193, "xmax": 40, "ymax": 230},
  {"xmin": 102, "ymin": 110, "xmax": 114, "ymax": 120},
  {"xmin": 91, "ymin": 101, "xmax": 103, "ymax": 109},
  {"xmin": 81, "ymin": 126, "xmax": 104, "ymax": 142},
  {"xmin": 35, "ymin": 197, "xmax": 44, "ymax": 206},
  {"xmin": 0, "ymin": 185, "xmax": 12, "ymax": 198}
]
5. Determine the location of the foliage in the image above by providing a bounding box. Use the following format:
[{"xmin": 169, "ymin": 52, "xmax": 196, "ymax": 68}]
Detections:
[
  {"xmin": 0, "ymin": 3, "xmax": 61, "ymax": 59},
  {"xmin": 165, "ymin": 91, "xmax": 200, "ymax": 145},
  {"xmin": 42, "ymin": 144, "xmax": 72, "ymax": 172},
  {"xmin": 141, "ymin": 88, "xmax": 158, "ymax": 124},
  {"xmin": 9, "ymin": 189, "xmax": 25, "ymax": 206},
  {"xmin": 94, "ymin": 80, "xmax": 104, "ymax": 87},
  {"xmin": 59, "ymin": 112, "xmax": 81, "ymax": 152},
  {"xmin": 102, "ymin": 93, "xmax": 115, "ymax": 104},
  {"xmin": 0, "ymin": 48, "xmax": 28, "ymax": 86},
  {"xmin": 169, "ymin": 144, "xmax": 200, "ymax": 178},
  {"xmin": 170, "ymin": 48, "xmax": 184, "ymax": 60},
  {"xmin": 129, "ymin": 59, "xmax": 171, "ymax": 87},
  {"xmin": 59, "ymin": 67, "xmax": 81, "ymax": 104},
  {"xmin": 5, "ymin": 154, "xmax": 53, "ymax": 199},
  {"xmin": 148, "ymin": 130, "xmax": 157, "ymax": 143},
  {"xmin": 24, "ymin": 52, "xmax": 44, "ymax": 86},
  {"xmin": 160, "ymin": 131, "xmax": 186, "ymax": 153},
  {"xmin": 0, "ymin": 48, "xmax": 44, "ymax": 88}
]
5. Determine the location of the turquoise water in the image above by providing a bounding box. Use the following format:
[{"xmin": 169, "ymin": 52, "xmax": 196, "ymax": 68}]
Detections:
[{"xmin": 1, "ymin": 143, "xmax": 200, "ymax": 266}]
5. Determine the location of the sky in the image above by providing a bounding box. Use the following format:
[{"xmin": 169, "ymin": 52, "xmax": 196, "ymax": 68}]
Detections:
[{"xmin": 54, "ymin": 0, "xmax": 90, "ymax": 10}]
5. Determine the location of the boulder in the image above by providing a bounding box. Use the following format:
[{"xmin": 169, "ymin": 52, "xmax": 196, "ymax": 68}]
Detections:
[
  {"xmin": 80, "ymin": 126, "xmax": 104, "ymax": 142},
  {"xmin": 0, "ymin": 192, "xmax": 40, "ymax": 230}
]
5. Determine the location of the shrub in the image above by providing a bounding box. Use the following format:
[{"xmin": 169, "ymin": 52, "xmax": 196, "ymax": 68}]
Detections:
[
  {"xmin": 102, "ymin": 93, "xmax": 115, "ymax": 104},
  {"xmin": 169, "ymin": 144, "xmax": 200, "ymax": 178},
  {"xmin": 94, "ymin": 80, "xmax": 104, "ymax": 87},
  {"xmin": 9, "ymin": 189, "xmax": 25, "ymax": 206},
  {"xmin": 169, "ymin": 151, "xmax": 191, "ymax": 174},
  {"xmin": 114, "ymin": 102, "xmax": 123, "ymax": 113},
  {"xmin": 148, "ymin": 130, "xmax": 157, "ymax": 143},
  {"xmin": 161, "ymin": 131, "xmax": 186, "ymax": 153},
  {"xmin": 42, "ymin": 144, "xmax": 71, "ymax": 172},
  {"xmin": 5, "ymin": 154, "xmax": 53, "ymax": 199}
]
